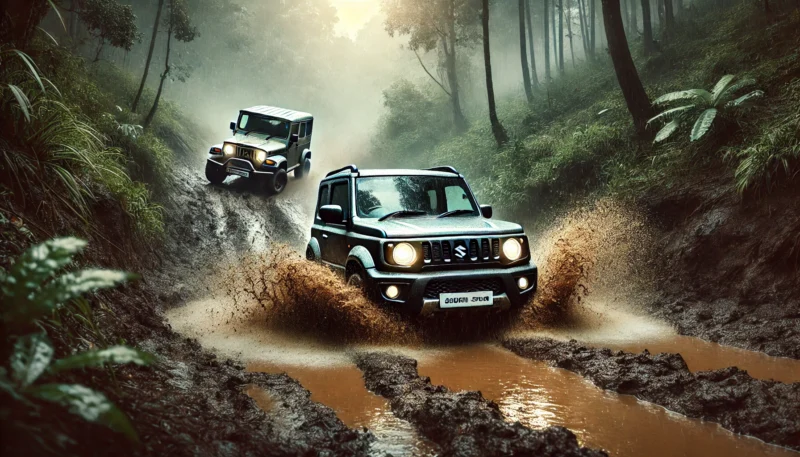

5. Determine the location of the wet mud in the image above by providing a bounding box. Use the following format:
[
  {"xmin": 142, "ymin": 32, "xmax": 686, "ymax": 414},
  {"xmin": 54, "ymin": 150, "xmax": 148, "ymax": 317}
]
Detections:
[
  {"xmin": 354, "ymin": 351, "xmax": 607, "ymax": 457},
  {"xmin": 503, "ymin": 337, "xmax": 800, "ymax": 450}
]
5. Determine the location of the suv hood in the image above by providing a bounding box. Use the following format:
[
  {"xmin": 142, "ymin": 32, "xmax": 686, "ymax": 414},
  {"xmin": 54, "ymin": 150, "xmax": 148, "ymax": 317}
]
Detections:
[
  {"xmin": 355, "ymin": 216, "xmax": 523, "ymax": 238},
  {"xmin": 225, "ymin": 133, "xmax": 286, "ymax": 153}
]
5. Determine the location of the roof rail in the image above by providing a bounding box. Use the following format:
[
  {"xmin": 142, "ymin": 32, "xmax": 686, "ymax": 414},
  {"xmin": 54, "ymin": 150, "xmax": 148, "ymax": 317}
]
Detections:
[
  {"xmin": 325, "ymin": 164, "xmax": 359, "ymax": 177},
  {"xmin": 425, "ymin": 166, "xmax": 459, "ymax": 174}
]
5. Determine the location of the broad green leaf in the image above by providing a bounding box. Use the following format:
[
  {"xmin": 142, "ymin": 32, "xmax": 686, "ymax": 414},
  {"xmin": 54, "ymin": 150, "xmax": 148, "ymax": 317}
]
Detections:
[
  {"xmin": 690, "ymin": 108, "xmax": 718, "ymax": 142},
  {"xmin": 725, "ymin": 90, "xmax": 764, "ymax": 108},
  {"xmin": 717, "ymin": 78, "xmax": 756, "ymax": 105},
  {"xmin": 653, "ymin": 89, "xmax": 712, "ymax": 106},
  {"xmin": 10, "ymin": 334, "xmax": 54, "ymax": 388},
  {"xmin": 711, "ymin": 74, "xmax": 735, "ymax": 100},
  {"xmin": 647, "ymin": 104, "xmax": 695, "ymax": 125},
  {"xmin": 7, "ymin": 84, "xmax": 31, "ymax": 122},
  {"xmin": 28, "ymin": 384, "xmax": 138, "ymax": 441},
  {"xmin": 654, "ymin": 119, "xmax": 681, "ymax": 143},
  {"xmin": 27, "ymin": 269, "xmax": 134, "ymax": 318},
  {"xmin": 52, "ymin": 346, "xmax": 155, "ymax": 373}
]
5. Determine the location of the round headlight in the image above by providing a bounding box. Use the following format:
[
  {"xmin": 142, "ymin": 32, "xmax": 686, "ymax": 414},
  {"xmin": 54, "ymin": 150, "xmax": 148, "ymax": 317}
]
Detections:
[
  {"xmin": 392, "ymin": 242, "xmax": 417, "ymax": 266},
  {"xmin": 255, "ymin": 149, "xmax": 266, "ymax": 163},
  {"xmin": 223, "ymin": 144, "xmax": 235, "ymax": 156},
  {"xmin": 503, "ymin": 238, "xmax": 523, "ymax": 261}
]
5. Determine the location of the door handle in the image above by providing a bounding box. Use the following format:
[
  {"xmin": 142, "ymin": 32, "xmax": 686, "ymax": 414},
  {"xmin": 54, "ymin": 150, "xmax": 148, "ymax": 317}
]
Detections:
[{"xmin": 322, "ymin": 234, "xmax": 328, "ymax": 239}]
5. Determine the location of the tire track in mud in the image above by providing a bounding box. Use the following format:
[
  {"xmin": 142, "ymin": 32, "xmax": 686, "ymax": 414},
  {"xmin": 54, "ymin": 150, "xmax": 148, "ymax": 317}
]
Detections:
[
  {"xmin": 502, "ymin": 337, "xmax": 800, "ymax": 451},
  {"xmin": 354, "ymin": 351, "xmax": 607, "ymax": 457}
]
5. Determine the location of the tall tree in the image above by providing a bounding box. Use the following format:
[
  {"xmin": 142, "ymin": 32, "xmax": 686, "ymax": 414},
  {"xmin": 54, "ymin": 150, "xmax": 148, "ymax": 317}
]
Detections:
[
  {"xmin": 132, "ymin": 0, "xmax": 165, "ymax": 113},
  {"xmin": 0, "ymin": 0, "xmax": 51, "ymax": 49},
  {"xmin": 622, "ymin": 0, "xmax": 629, "ymax": 34},
  {"xmin": 663, "ymin": 0, "xmax": 675, "ymax": 32},
  {"xmin": 482, "ymin": 0, "xmax": 508, "ymax": 145},
  {"xmin": 590, "ymin": 0, "xmax": 596, "ymax": 56},
  {"xmin": 640, "ymin": 0, "xmax": 655, "ymax": 55},
  {"xmin": 544, "ymin": 0, "xmax": 551, "ymax": 81},
  {"xmin": 143, "ymin": 0, "xmax": 196, "ymax": 129},
  {"xmin": 600, "ymin": 0, "xmax": 654, "ymax": 136},
  {"xmin": 551, "ymin": 0, "xmax": 558, "ymax": 72},
  {"xmin": 519, "ymin": 0, "xmax": 534, "ymax": 102},
  {"xmin": 629, "ymin": 0, "xmax": 638, "ymax": 35},
  {"xmin": 383, "ymin": 0, "xmax": 480, "ymax": 132},
  {"xmin": 558, "ymin": 0, "xmax": 565, "ymax": 74},
  {"xmin": 578, "ymin": 0, "xmax": 590, "ymax": 55},
  {"xmin": 525, "ymin": 0, "xmax": 539, "ymax": 89},
  {"xmin": 78, "ymin": 0, "xmax": 140, "ymax": 62},
  {"xmin": 565, "ymin": 0, "xmax": 576, "ymax": 68}
]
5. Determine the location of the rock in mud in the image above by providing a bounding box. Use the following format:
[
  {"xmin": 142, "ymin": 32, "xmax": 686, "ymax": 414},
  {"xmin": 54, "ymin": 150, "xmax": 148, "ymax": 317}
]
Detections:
[
  {"xmin": 503, "ymin": 337, "xmax": 800, "ymax": 450},
  {"xmin": 354, "ymin": 352, "xmax": 606, "ymax": 457}
]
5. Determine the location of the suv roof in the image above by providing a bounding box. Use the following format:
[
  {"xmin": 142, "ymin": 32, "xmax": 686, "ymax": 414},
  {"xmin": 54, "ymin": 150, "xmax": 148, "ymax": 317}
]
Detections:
[
  {"xmin": 322, "ymin": 165, "xmax": 461, "ymax": 181},
  {"xmin": 241, "ymin": 105, "xmax": 313, "ymax": 122}
]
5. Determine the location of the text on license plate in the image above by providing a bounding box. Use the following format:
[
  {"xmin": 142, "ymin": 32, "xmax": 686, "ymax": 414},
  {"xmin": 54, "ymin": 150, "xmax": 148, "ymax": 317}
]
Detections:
[
  {"xmin": 227, "ymin": 167, "xmax": 249, "ymax": 178},
  {"xmin": 440, "ymin": 291, "xmax": 493, "ymax": 308}
]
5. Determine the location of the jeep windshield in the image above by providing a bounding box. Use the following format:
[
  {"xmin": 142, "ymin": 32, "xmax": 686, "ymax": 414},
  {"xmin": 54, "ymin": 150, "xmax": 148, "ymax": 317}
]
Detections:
[
  {"xmin": 356, "ymin": 175, "xmax": 479, "ymax": 219},
  {"xmin": 237, "ymin": 113, "xmax": 290, "ymax": 139}
]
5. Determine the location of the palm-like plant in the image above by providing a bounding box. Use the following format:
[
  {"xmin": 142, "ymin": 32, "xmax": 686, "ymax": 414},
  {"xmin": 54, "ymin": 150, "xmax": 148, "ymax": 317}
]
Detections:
[{"xmin": 648, "ymin": 74, "xmax": 764, "ymax": 143}]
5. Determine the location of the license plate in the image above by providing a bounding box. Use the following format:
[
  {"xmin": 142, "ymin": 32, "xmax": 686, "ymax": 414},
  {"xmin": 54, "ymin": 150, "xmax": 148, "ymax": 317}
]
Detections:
[
  {"xmin": 227, "ymin": 167, "xmax": 249, "ymax": 178},
  {"xmin": 440, "ymin": 291, "xmax": 494, "ymax": 308}
]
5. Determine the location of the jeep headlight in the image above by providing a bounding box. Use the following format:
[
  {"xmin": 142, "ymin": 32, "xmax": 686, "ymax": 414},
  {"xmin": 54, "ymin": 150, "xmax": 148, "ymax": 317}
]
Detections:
[
  {"xmin": 503, "ymin": 238, "xmax": 523, "ymax": 261},
  {"xmin": 223, "ymin": 143, "xmax": 235, "ymax": 156},
  {"xmin": 255, "ymin": 149, "xmax": 266, "ymax": 163},
  {"xmin": 392, "ymin": 242, "xmax": 417, "ymax": 266}
]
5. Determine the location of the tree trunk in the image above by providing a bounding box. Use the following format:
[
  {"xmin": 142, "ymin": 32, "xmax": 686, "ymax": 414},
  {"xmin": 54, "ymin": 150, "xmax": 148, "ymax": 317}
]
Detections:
[
  {"xmin": 590, "ymin": 0, "xmax": 596, "ymax": 56},
  {"xmin": 445, "ymin": 0, "xmax": 467, "ymax": 132},
  {"xmin": 578, "ymin": 0, "xmax": 590, "ymax": 55},
  {"xmin": 144, "ymin": 23, "xmax": 173, "ymax": 129},
  {"xmin": 629, "ymin": 0, "xmax": 638, "ymax": 35},
  {"xmin": 519, "ymin": 0, "xmax": 534, "ymax": 102},
  {"xmin": 482, "ymin": 0, "xmax": 508, "ymax": 146},
  {"xmin": 525, "ymin": 0, "xmax": 539, "ymax": 88},
  {"xmin": 566, "ymin": 0, "xmax": 576, "ymax": 68},
  {"xmin": 675, "ymin": 0, "xmax": 682, "ymax": 17},
  {"xmin": 657, "ymin": 0, "xmax": 663, "ymax": 31},
  {"xmin": 622, "ymin": 0, "xmax": 630, "ymax": 34},
  {"xmin": 0, "ymin": 0, "xmax": 50, "ymax": 49},
  {"xmin": 601, "ymin": 0, "xmax": 654, "ymax": 136},
  {"xmin": 132, "ymin": 0, "xmax": 165, "ymax": 113},
  {"xmin": 551, "ymin": 0, "xmax": 559, "ymax": 72},
  {"xmin": 544, "ymin": 0, "xmax": 551, "ymax": 81},
  {"xmin": 664, "ymin": 0, "xmax": 675, "ymax": 32},
  {"xmin": 558, "ymin": 0, "xmax": 565, "ymax": 74},
  {"xmin": 641, "ymin": 0, "xmax": 654, "ymax": 55}
]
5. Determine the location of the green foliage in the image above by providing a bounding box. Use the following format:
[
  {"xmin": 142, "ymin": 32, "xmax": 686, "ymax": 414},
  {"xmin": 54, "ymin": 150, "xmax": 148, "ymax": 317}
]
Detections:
[
  {"xmin": 648, "ymin": 74, "xmax": 764, "ymax": 143},
  {"xmin": 0, "ymin": 238, "xmax": 154, "ymax": 445},
  {"xmin": 727, "ymin": 118, "xmax": 800, "ymax": 193},
  {"xmin": 79, "ymin": 0, "xmax": 142, "ymax": 56}
]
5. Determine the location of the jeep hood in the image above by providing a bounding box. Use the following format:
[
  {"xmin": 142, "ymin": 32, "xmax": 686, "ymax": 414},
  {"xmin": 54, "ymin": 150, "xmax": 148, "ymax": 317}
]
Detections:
[
  {"xmin": 355, "ymin": 216, "xmax": 524, "ymax": 238},
  {"xmin": 225, "ymin": 133, "xmax": 286, "ymax": 153}
]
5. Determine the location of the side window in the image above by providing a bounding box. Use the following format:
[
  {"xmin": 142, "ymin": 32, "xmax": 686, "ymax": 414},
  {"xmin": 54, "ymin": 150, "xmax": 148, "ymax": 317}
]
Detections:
[
  {"xmin": 316, "ymin": 186, "xmax": 329, "ymax": 219},
  {"xmin": 299, "ymin": 122, "xmax": 307, "ymax": 138},
  {"xmin": 306, "ymin": 120, "xmax": 313, "ymax": 135},
  {"xmin": 290, "ymin": 123, "xmax": 299, "ymax": 136},
  {"xmin": 445, "ymin": 186, "xmax": 472, "ymax": 211},
  {"xmin": 330, "ymin": 182, "xmax": 349, "ymax": 222},
  {"xmin": 427, "ymin": 190, "xmax": 438, "ymax": 212}
]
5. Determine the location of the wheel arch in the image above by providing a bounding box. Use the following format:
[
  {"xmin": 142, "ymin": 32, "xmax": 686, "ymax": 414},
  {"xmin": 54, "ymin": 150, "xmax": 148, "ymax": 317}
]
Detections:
[
  {"xmin": 306, "ymin": 237, "xmax": 320, "ymax": 261},
  {"xmin": 301, "ymin": 149, "xmax": 312, "ymax": 162},
  {"xmin": 345, "ymin": 245, "xmax": 375, "ymax": 276}
]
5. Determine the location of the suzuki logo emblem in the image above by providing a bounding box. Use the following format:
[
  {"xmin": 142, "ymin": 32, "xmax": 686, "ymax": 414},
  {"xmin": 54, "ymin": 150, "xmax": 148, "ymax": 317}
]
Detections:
[{"xmin": 454, "ymin": 245, "xmax": 467, "ymax": 258}]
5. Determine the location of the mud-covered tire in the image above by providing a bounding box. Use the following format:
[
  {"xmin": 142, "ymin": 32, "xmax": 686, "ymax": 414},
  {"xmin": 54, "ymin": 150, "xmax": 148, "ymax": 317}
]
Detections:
[
  {"xmin": 346, "ymin": 264, "xmax": 376, "ymax": 300},
  {"xmin": 305, "ymin": 244, "xmax": 316, "ymax": 261},
  {"xmin": 295, "ymin": 158, "xmax": 311, "ymax": 179},
  {"xmin": 266, "ymin": 168, "xmax": 288, "ymax": 194},
  {"xmin": 205, "ymin": 162, "xmax": 226, "ymax": 184}
]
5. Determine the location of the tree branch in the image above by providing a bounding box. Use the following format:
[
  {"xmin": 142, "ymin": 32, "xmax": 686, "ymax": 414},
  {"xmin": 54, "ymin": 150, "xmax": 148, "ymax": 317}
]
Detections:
[{"xmin": 414, "ymin": 49, "xmax": 451, "ymax": 97}]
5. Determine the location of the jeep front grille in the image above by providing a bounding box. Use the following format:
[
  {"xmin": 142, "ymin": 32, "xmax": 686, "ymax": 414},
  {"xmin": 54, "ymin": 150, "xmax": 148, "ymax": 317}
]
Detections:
[
  {"xmin": 420, "ymin": 238, "xmax": 502, "ymax": 266},
  {"xmin": 424, "ymin": 278, "xmax": 505, "ymax": 299},
  {"xmin": 236, "ymin": 146, "xmax": 253, "ymax": 158}
]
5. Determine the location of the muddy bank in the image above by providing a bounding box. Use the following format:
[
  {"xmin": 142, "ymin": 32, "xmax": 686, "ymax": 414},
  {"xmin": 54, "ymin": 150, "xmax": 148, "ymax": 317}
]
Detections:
[
  {"xmin": 643, "ymin": 177, "xmax": 800, "ymax": 359},
  {"xmin": 354, "ymin": 352, "xmax": 607, "ymax": 457},
  {"xmin": 503, "ymin": 337, "xmax": 800, "ymax": 451}
]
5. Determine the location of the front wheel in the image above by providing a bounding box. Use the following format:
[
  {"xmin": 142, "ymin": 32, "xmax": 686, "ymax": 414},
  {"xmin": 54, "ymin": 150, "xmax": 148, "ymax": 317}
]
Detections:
[
  {"xmin": 295, "ymin": 158, "xmax": 311, "ymax": 179},
  {"xmin": 266, "ymin": 168, "xmax": 288, "ymax": 194},
  {"xmin": 205, "ymin": 162, "xmax": 226, "ymax": 184}
]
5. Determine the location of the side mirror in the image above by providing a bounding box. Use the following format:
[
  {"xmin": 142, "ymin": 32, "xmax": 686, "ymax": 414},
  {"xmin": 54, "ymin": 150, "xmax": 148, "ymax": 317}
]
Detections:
[
  {"xmin": 480, "ymin": 204, "xmax": 493, "ymax": 219},
  {"xmin": 319, "ymin": 204, "xmax": 344, "ymax": 224},
  {"xmin": 229, "ymin": 121, "xmax": 236, "ymax": 132},
  {"xmin": 290, "ymin": 133, "xmax": 299, "ymax": 143}
]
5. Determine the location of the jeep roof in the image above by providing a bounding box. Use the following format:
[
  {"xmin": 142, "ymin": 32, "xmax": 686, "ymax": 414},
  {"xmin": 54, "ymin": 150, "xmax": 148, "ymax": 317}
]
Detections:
[
  {"xmin": 241, "ymin": 105, "xmax": 313, "ymax": 122},
  {"xmin": 322, "ymin": 165, "xmax": 460, "ymax": 181}
]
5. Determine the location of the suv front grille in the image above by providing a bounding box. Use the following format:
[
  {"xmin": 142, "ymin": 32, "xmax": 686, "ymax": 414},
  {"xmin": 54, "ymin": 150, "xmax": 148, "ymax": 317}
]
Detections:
[
  {"xmin": 422, "ymin": 238, "xmax": 501, "ymax": 266},
  {"xmin": 424, "ymin": 278, "xmax": 505, "ymax": 299}
]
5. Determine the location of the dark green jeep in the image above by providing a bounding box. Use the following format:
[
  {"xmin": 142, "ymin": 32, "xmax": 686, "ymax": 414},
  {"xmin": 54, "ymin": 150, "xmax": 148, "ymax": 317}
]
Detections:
[{"xmin": 305, "ymin": 165, "xmax": 538, "ymax": 315}]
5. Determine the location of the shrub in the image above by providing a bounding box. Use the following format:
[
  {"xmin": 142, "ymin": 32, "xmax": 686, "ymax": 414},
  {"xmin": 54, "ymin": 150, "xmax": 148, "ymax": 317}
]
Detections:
[{"xmin": 727, "ymin": 118, "xmax": 800, "ymax": 193}]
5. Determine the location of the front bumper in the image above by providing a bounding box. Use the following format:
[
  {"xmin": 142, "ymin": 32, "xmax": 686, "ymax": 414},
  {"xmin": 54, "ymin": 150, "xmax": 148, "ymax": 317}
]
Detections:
[
  {"xmin": 207, "ymin": 157, "xmax": 275, "ymax": 179},
  {"xmin": 363, "ymin": 262, "xmax": 538, "ymax": 315}
]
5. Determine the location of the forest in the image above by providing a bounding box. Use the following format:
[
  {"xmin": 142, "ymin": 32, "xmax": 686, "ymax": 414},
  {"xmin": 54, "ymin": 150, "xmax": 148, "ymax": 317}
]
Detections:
[{"xmin": 1, "ymin": 0, "xmax": 799, "ymax": 455}]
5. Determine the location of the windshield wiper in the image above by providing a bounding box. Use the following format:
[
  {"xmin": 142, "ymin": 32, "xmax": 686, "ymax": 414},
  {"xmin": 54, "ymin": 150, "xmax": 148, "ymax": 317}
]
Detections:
[
  {"xmin": 378, "ymin": 210, "xmax": 426, "ymax": 221},
  {"xmin": 437, "ymin": 209, "xmax": 475, "ymax": 218}
]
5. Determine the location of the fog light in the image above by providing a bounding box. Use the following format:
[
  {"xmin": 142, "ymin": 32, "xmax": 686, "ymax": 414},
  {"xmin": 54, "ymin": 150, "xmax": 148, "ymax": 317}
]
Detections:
[
  {"xmin": 517, "ymin": 276, "xmax": 529, "ymax": 290},
  {"xmin": 385, "ymin": 285, "xmax": 400, "ymax": 299}
]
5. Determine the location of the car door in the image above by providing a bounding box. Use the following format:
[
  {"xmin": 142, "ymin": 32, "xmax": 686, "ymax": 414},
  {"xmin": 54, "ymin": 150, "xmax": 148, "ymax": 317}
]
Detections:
[
  {"xmin": 320, "ymin": 179, "xmax": 351, "ymax": 267},
  {"xmin": 312, "ymin": 183, "xmax": 330, "ymax": 258},
  {"xmin": 288, "ymin": 122, "xmax": 301, "ymax": 167}
]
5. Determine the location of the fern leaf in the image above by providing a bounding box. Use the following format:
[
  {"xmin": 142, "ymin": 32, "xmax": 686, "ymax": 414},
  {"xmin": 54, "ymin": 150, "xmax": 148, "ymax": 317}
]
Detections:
[
  {"xmin": 647, "ymin": 105, "xmax": 695, "ymax": 125},
  {"xmin": 711, "ymin": 75, "xmax": 736, "ymax": 101},
  {"xmin": 690, "ymin": 108, "xmax": 718, "ymax": 141},
  {"xmin": 726, "ymin": 90, "xmax": 764, "ymax": 109},
  {"xmin": 654, "ymin": 119, "xmax": 681, "ymax": 143},
  {"xmin": 11, "ymin": 334, "xmax": 54, "ymax": 388},
  {"xmin": 27, "ymin": 383, "xmax": 138, "ymax": 441},
  {"xmin": 653, "ymin": 89, "xmax": 712, "ymax": 106},
  {"xmin": 51, "ymin": 346, "xmax": 155, "ymax": 373},
  {"xmin": 31, "ymin": 269, "xmax": 135, "ymax": 315}
]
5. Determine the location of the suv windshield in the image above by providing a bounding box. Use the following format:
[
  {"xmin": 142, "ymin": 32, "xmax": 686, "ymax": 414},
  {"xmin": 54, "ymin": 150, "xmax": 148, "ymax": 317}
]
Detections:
[
  {"xmin": 356, "ymin": 176, "xmax": 479, "ymax": 219},
  {"xmin": 238, "ymin": 113, "xmax": 290, "ymax": 139}
]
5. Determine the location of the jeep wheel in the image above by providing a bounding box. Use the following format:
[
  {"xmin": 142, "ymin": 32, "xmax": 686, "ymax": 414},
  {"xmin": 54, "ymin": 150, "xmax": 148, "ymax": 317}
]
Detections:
[
  {"xmin": 295, "ymin": 158, "xmax": 311, "ymax": 179},
  {"xmin": 205, "ymin": 162, "xmax": 226, "ymax": 184},
  {"xmin": 346, "ymin": 271, "xmax": 365, "ymax": 289},
  {"xmin": 267, "ymin": 168, "xmax": 288, "ymax": 194}
]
